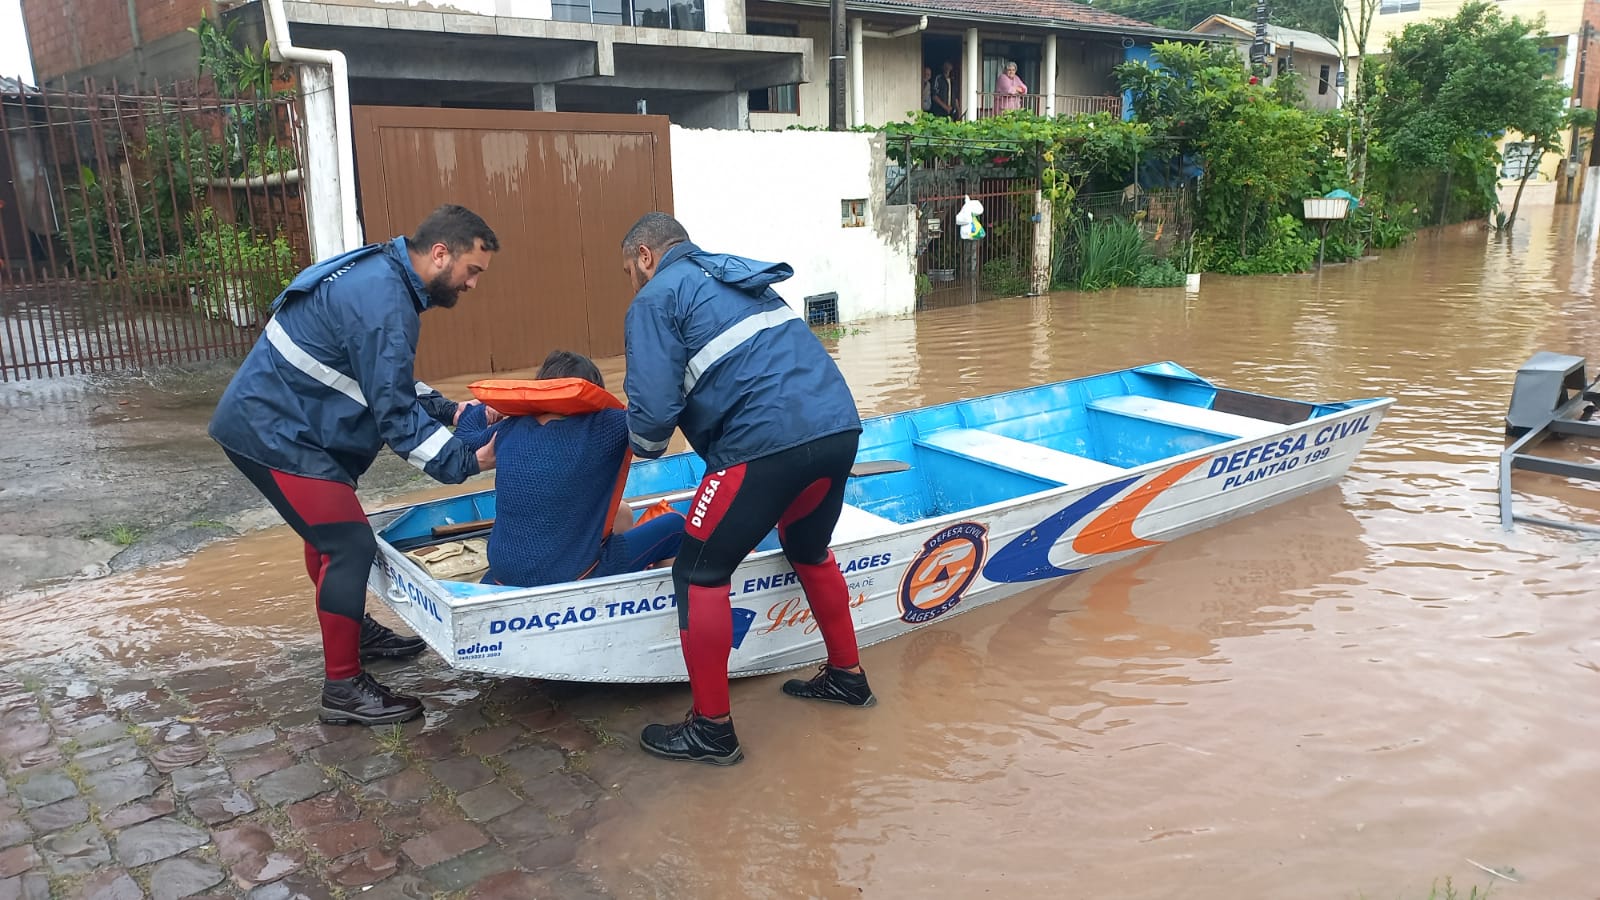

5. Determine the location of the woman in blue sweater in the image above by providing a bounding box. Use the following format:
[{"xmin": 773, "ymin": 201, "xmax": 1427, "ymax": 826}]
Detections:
[{"xmin": 456, "ymin": 350, "xmax": 684, "ymax": 587}]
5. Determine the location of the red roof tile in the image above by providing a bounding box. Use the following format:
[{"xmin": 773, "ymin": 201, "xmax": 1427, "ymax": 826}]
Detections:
[{"xmin": 862, "ymin": 0, "xmax": 1157, "ymax": 30}]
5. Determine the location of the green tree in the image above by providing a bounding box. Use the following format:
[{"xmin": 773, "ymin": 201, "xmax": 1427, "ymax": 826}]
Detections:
[
  {"xmin": 1375, "ymin": 1, "xmax": 1570, "ymax": 227},
  {"xmin": 1118, "ymin": 41, "xmax": 1334, "ymax": 270}
]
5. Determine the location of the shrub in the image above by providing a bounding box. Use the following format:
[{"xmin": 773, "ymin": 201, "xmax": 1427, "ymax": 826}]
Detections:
[
  {"xmin": 1078, "ymin": 219, "xmax": 1149, "ymax": 290},
  {"xmin": 1135, "ymin": 258, "xmax": 1186, "ymax": 287},
  {"xmin": 185, "ymin": 208, "xmax": 296, "ymax": 323},
  {"xmin": 980, "ymin": 256, "xmax": 1032, "ymax": 298}
]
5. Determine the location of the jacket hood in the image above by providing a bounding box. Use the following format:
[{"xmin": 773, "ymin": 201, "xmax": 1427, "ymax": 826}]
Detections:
[{"xmin": 660, "ymin": 241, "xmax": 793, "ymax": 295}]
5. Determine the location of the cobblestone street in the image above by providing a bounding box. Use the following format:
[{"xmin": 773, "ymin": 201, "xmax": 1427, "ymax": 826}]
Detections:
[{"xmin": 0, "ymin": 646, "xmax": 677, "ymax": 900}]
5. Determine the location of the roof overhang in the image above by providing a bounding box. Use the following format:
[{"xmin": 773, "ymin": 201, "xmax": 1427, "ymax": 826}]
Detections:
[{"xmin": 756, "ymin": 0, "xmax": 1221, "ymax": 44}]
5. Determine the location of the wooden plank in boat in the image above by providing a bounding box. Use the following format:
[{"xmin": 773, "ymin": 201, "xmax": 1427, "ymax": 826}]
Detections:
[
  {"xmin": 1089, "ymin": 395, "xmax": 1282, "ymax": 439},
  {"xmin": 917, "ymin": 428, "xmax": 1125, "ymax": 485}
]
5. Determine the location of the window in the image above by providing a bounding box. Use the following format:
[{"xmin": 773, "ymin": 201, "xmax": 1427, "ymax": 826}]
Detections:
[
  {"xmin": 1277, "ymin": 55, "xmax": 1290, "ymax": 75},
  {"xmin": 748, "ymin": 21, "xmax": 801, "ymax": 113},
  {"xmin": 557, "ymin": 0, "xmax": 701, "ymax": 29},
  {"xmin": 750, "ymin": 84, "xmax": 799, "ymax": 113},
  {"xmin": 1319, "ymin": 64, "xmax": 1331, "ymax": 95},
  {"xmin": 1538, "ymin": 46, "xmax": 1561, "ymax": 75},
  {"xmin": 1379, "ymin": 0, "xmax": 1420, "ymax": 13},
  {"xmin": 841, "ymin": 199, "xmax": 866, "ymax": 228},
  {"xmin": 1502, "ymin": 142, "xmax": 1539, "ymax": 179},
  {"xmin": 634, "ymin": 0, "xmax": 704, "ymax": 30}
]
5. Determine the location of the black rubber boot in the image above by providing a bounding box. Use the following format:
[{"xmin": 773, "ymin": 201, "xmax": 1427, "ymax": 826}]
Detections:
[
  {"xmin": 639, "ymin": 711, "xmax": 744, "ymax": 765},
  {"xmin": 781, "ymin": 664, "xmax": 876, "ymax": 707},
  {"xmin": 358, "ymin": 614, "xmax": 426, "ymax": 661},
  {"xmin": 320, "ymin": 672, "xmax": 424, "ymax": 726}
]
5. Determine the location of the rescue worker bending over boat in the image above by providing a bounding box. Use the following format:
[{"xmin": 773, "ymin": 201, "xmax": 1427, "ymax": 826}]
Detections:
[
  {"xmin": 209, "ymin": 204, "xmax": 501, "ymax": 728},
  {"xmin": 620, "ymin": 212, "xmax": 876, "ymax": 766},
  {"xmin": 454, "ymin": 350, "xmax": 686, "ymax": 587}
]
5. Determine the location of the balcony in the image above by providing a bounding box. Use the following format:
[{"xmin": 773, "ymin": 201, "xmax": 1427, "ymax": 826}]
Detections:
[{"xmin": 974, "ymin": 93, "xmax": 1123, "ymax": 120}]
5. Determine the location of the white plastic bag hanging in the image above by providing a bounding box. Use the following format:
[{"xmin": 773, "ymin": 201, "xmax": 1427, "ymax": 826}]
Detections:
[{"xmin": 954, "ymin": 195, "xmax": 986, "ymax": 240}]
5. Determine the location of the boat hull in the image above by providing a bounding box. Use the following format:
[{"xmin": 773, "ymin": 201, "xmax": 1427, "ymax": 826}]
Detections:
[{"xmin": 367, "ymin": 379, "xmax": 1391, "ymax": 683}]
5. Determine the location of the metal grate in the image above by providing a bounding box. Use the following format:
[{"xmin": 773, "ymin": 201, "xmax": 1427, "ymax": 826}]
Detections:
[{"xmin": 804, "ymin": 292, "xmax": 838, "ymax": 326}]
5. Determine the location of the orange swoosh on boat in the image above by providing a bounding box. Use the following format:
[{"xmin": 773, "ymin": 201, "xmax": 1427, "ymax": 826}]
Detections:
[{"xmin": 1072, "ymin": 457, "xmax": 1208, "ymax": 555}]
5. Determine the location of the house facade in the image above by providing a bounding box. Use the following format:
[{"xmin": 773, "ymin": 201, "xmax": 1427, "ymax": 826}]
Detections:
[
  {"xmin": 1192, "ymin": 13, "xmax": 1341, "ymax": 110},
  {"xmin": 20, "ymin": 0, "xmax": 811, "ymax": 129},
  {"xmin": 1344, "ymin": 0, "xmax": 1600, "ymax": 190},
  {"xmin": 742, "ymin": 0, "xmax": 1201, "ymax": 131}
]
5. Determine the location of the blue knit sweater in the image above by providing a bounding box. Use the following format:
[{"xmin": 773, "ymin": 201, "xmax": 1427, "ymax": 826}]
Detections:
[{"xmin": 456, "ymin": 405, "xmax": 628, "ymax": 587}]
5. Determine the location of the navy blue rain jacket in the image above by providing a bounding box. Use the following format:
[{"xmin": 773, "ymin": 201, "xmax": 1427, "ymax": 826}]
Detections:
[
  {"xmin": 623, "ymin": 242, "xmax": 861, "ymax": 471},
  {"xmin": 208, "ymin": 237, "xmax": 479, "ymax": 486}
]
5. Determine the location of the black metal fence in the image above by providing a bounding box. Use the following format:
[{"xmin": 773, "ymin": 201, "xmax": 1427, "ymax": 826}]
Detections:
[{"xmin": 0, "ymin": 79, "xmax": 310, "ymax": 381}]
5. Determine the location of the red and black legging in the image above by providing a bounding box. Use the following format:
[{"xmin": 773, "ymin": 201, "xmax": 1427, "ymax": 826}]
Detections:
[
  {"xmin": 673, "ymin": 430, "xmax": 864, "ymax": 718},
  {"xmin": 225, "ymin": 450, "xmax": 374, "ymax": 680}
]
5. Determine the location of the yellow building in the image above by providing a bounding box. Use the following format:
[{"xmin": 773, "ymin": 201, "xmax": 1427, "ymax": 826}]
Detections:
[{"xmin": 1343, "ymin": 0, "xmax": 1597, "ymax": 193}]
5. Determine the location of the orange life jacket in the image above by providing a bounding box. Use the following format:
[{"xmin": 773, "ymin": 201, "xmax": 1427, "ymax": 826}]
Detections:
[
  {"xmin": 465, "ymin": 378, "xmax": 635, "ymax": 558},
  {"xmin": 467, "ymin": 377, "xmax": 624, "ymax": 417}
]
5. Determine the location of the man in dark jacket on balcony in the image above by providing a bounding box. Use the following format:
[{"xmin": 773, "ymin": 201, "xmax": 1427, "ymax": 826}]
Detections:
[
  {"xmin": 621, "ymin": 211, "xmax": 876, "ymax": 766},
  {"xmin": 209, "ymin": 204, "xmax": 501, "ymax": 727}
]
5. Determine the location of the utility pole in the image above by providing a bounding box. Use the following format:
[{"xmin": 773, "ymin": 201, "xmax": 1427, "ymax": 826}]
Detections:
[
  {"xmin": 829, "ymin": 0, "xmax": 846, "ymax": 130},
  {"xmin": 1250, "ymin": 0, "xmax": 1268, "ymax": 71}
]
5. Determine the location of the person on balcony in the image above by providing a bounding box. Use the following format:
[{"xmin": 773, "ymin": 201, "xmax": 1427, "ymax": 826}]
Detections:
[
  {"xmin": 931, "ymin": 60, "xmax": 960, "ymax": 120},
  {"xmin": 995, "ymin": 61, "xmax": 1028, "ymax": 113}
]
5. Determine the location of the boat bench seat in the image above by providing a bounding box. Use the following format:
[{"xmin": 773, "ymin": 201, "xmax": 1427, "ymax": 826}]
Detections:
[
  {"xmin": 831, "ymin": 503, "xmax": 900, "ymax": 543},
  {"xmin": 917, "ymin": 428, "xmax": 1125, "ymax": 485},
  {"xmin": 1088, "ymin": 395, "xmax": 1281, "ymax": 440}
]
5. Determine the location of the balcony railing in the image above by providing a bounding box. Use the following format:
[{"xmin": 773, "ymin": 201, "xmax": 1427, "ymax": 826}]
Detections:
[{"xmin": 974, "ymin": 93, "xmax": 1123, "ymax": 120}]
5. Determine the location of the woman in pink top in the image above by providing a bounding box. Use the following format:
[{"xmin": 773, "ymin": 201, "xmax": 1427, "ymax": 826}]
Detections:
[{"xmin": 995, "ymin": 61, "xmax": 1028, "ymax": 113}]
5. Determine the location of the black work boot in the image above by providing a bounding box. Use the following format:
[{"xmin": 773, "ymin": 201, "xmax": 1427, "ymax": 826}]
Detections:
[
  {"xmin": 639, "ymin": 711, "xmax": 744, "ymax": 765},
  {"xmin": 320, "ymin": 672, "xmax": 424, "ymax": 726},
  {"xmin": 358, "ymin": 614, "xmax": 426, "ymax": 661},
  {"xmin": 782, "ymin": 664, "xmax": 876, "ymax": 707}
]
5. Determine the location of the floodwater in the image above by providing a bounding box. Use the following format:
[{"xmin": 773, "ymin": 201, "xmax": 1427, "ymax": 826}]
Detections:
[{"xmin": 7, "ymin": 198, "xmax": 1600, "ymax": 898}]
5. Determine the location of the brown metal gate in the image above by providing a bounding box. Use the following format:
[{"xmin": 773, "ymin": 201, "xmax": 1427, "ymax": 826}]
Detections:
[{"xmin": 352, "ymin": 107, "xmax": 673, "ymax": 381}]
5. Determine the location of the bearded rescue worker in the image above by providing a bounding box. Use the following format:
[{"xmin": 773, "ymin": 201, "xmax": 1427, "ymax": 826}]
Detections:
[
  {"xmin": 621, "ymin": 211, "xmax": 876, "ymax": 765},
  {"xmin": 209, "ymin": 204, "xmax": 500, "ymax": 727}
]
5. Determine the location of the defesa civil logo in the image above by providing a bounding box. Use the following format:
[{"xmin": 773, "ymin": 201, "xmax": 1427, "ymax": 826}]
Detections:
[{"xmin": 897, "ymin": 521, "xmax": 987, "ymax": 624}]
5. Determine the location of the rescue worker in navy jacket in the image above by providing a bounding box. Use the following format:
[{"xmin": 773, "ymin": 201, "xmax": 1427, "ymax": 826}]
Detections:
[
  {"xmin": 621, "ymin": 212, "xmax": 876, "ymax": 765},
  {"xmin": 210, "ymin": 204, "xmax": 501, "ymax": 727}
]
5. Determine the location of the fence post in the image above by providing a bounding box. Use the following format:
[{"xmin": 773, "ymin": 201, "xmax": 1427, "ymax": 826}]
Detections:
[{"xmin": 1031, "ymin": 189, "xmax": 1051, "ymax": 295}]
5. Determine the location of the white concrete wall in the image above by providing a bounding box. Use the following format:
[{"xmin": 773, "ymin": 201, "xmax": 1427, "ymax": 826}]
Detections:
[{"xmin": 669, "ymin": 125, "xmax": 916, "ymax": 322}]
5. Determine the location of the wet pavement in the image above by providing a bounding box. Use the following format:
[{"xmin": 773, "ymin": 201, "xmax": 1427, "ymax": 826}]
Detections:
[
  {"xmin": 7, "ymin": 197, "xmax": 1600, "ymax": 898},
  {"xmin": 0, "ymin": 361, "xmax": 471, "ymax": 595}
]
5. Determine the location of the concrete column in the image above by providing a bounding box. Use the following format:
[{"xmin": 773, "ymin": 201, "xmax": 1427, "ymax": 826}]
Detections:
[
  {"xmin": 532, "ymin": 83, "xmax": 557, "ymax": 111},
  {"xmin": 964, "ymin": 27, "xmax": 979, "ymax": 122},
  {"xmin": 1031, "ymin": 190, "xmax": 1052, "ymax": 294},
  {"xmin": 297, "ymin": 64, "xmax": 353, "ymax": 261},
  {"xmin": 1042, "ymin": 34, "xmax": 1057, "ymax": 117},
  {"xmin": 850, "ymin": 17, "xmax": 865, "ymax": 127},
  {"xmin": 1564, "ymin": 32, "xmax": 1581, "ymax": 89},
  {"xmin": 1578, "ymin": 166, "xmax": 1600, "ymax": 247}
]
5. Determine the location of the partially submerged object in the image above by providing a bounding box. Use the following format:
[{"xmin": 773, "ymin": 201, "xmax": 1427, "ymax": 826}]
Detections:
[
  {"xmin": 366, "ymin": 362, "xmax": 1393, "ymax": 682},
  {"xmin": 1499, "ymin": 351, "xmax": 1600, "ymax": 534}
]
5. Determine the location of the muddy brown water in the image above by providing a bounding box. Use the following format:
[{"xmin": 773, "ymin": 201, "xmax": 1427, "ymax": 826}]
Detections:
[{"xmin": 6, "ymin": 207, "xmax": 1600, "ymax": 898}]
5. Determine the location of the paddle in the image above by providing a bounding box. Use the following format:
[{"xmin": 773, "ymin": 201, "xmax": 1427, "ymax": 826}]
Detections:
[{"xmin": 422, "ymin": 459, "xmax": 911, "ymax": 540}]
